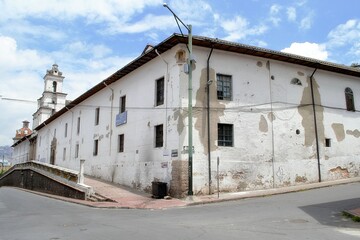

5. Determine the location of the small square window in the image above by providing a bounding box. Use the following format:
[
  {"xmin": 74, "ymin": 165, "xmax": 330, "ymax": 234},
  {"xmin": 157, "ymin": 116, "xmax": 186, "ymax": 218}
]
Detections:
[
  {"xmin": 325, "ymin": 138, "xmax": 331, "ymax": 148},
  {"xmin": 218, "ymin": 123, "xmax": 233, "ymax": 147}
]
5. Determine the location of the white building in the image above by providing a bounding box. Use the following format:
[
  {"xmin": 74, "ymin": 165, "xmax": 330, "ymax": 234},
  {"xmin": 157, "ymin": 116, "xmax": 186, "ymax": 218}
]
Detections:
[{"xmin": 15, "ymin": 35, "xmax": 360, "ymax": 197}]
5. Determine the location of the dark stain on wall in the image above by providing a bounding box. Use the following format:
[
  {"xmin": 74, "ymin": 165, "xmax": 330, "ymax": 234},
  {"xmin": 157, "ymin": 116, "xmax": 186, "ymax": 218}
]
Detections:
[
  {"xmin": 331, "ymin": 123, "xmax": 345, "ymax": 142},
  {"xmin": 194, "ymin": 68, "xmax": 225, "ymax": 153},
  {"xmin": 170, "ymin": 160, "xmax": 188, "ymax": 198},
  {"xmin": 298, "ymin": 77, "xmax": 324, "ymax": 147},
  {"xmin": 346, "ymin": 129, "xmax": 360, "ymax": 138}
]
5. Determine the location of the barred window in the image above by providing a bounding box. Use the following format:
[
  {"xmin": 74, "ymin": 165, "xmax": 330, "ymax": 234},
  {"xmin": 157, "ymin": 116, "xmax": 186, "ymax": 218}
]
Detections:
[
  {"xmin": 155, "ymin": 124, "xmax": 163, "ymax": 148},
  {"xmin": 120, "ymin": 95, "xmax": 126, "ymax": 113},
  {"xmin": 217, "ymin": 74, "xmax": 232, "ymax": 100},
  {"xmin": 93, "ymin": 139, "xmax": 99, "ymax": 156},
  {"xmin": 345, "ymin": 87, "xmax": 355, "ymax": 111},
  {"xmin": 95, "ymin": 107, "xmax": 100, "ymax": 125},
  {"xmin": 156, "ymin": 77, "xmax": 164, "ymax": 106},
  {"xmin": 218, "ymin": 124, "xmax": 233, "ymax": 147},
  {"xmin": 118, "ymin": 134, "xmax": 124, "ymax": 153}
]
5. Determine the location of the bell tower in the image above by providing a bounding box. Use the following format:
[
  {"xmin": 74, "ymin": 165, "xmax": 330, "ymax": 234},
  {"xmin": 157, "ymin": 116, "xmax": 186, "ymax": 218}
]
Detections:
[{"xmin": 33, "ymin": 64, "xmax": 68, "ymax": 128}]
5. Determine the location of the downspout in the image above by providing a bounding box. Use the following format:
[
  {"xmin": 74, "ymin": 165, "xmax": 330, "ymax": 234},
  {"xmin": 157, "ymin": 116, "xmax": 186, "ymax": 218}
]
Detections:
[
  {"xmin": 206, "ymin": 46, "xmax": 214, "ymax": 195},
  {"xmin": 309, "ymin": 68, "xmax": 321, "ymax": 182},
  {"xmin": 155, "ymin": 49, "xmax": 169, "ymax": 150},
  {"xmin": 103, "ymin": 82, "xmax": 114, "ymax": 156},
  {"xmin": 267, "ymin": 61, "xmax": 276, "ymax": 188}
]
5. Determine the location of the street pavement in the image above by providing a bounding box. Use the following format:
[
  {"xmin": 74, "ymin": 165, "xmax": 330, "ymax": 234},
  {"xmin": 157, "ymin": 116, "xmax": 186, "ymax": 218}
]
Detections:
[
  {"xmin": 24, "ymin": 176, "xmax": 360, "ymax": 216},
  {"xmin": 0, "ymin": 182, "xmax": 360, "ymax": 240}
]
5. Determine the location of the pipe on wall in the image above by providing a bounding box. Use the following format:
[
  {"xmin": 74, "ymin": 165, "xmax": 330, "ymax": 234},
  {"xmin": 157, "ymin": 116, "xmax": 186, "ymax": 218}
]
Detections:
[
  {"xmin": 206, "ymin": 46, "xmax": 214, "ymax": 194},
  {"xmin": 309, "ymin": 68, "xmax": 321, "ymax": 182}
]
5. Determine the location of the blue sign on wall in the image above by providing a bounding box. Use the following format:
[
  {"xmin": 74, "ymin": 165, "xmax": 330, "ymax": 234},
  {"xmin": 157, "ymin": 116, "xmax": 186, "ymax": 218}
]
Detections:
[{"xmin": 116, "ymin": 111, "xmax": 127, "ymax": 126}]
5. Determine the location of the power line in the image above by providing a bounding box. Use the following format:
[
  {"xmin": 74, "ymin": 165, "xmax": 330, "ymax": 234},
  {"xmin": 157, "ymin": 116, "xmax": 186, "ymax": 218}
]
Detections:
[{"xmin": 0, "ymin": 96, "xmax": 37, "ymax": 104}]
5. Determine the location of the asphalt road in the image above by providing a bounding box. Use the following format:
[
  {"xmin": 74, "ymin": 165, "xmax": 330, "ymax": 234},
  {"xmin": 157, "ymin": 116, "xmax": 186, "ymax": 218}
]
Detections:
[{"xmin": 0, "ymin": 183, "xmax": 360, "ymax": 240}]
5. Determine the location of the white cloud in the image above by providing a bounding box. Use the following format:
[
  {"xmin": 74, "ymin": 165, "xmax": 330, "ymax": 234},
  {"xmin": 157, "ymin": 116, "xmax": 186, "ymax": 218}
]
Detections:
[
  {"xmin": 299, "ymin": 13, "xmax": 313, "ymax": 30},
  {"xmin": 0, "ymin": 35, "xmax": 134, "ymax": 145},
  {"xmin": 0, "ymin": 36, "xmax": 51, "ymax": 73},
  {"xmin": 0, "ymin": 0, "xmax": 162, "ymax": 22},
  {"xmin": 327, "ymin": 19, "xmax": 360, "ymax": 47},
  {"xmin": 104, "ymin": 14, "xmax": 174, "ymax": 35},
  {"xmin": 287, "ymin": 7, "xmax": 296, "ymax": 22},
  {"xmin": 0, "ymin": 0, "xmax": 164, "ymax": 35},
  {"xmin": 168, "ymin": 0, "xmax": 213, "ymax": 24},
  {"xmin": 0, "ymin": 36, "xmax": 53, "ymax": 145},
  {"xmin": 281, "ymin": 42, "xmax": 328, "ymax": 60},
  {"xmin": 350, "ymin": 42, "xmax": 360, "ymax": 57},
  {"xmin": 269, "ymin": 4, "xmax": 282, "ymax": 26},
  {"xmin": 221, "ymin": 16, "xmax": 268, "ymax": 42}
]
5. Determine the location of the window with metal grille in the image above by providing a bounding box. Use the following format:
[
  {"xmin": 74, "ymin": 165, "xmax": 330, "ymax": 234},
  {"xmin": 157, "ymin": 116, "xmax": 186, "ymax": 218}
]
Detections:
[
  {"xmin": 155, "ymin": 124, "xmax": 163, "ymax": 148},
  {"xmin": 93, "ymin": 139, "xmax": 99, "ymax": 156},
  {"xmin": 217, "ymin": 74, "xmax": 232, "ymax": 100},
  {"xmin": 218, "ymin": 123, "xmax": 233, "ymax": 147},
  {"xmin": 118, "ymin": 134, "xmax": 124, "ymax": 153},
  {"xmin": 95, "ymin": 107, "xmax": 100, "ymax": 125},
  {"xmin": 345, "ymin": 87, "xmax": 355, "ymax": 111},
  {"xmin": 120, "ymin": 95, "xmax": 126, "ymax": 113},
  {"xmin": 156, "ymin": 77, "xmax": 164, "ymax": 106},
  {"xmin": 216, "ymin": 74, "xmax": 232, "ymax": 101}
]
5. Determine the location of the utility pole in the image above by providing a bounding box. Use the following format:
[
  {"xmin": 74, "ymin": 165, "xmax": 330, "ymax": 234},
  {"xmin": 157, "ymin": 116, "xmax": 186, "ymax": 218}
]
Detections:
[{"xmin": 163, "ymin": 3, "xmax": 194, "ymax": 195}]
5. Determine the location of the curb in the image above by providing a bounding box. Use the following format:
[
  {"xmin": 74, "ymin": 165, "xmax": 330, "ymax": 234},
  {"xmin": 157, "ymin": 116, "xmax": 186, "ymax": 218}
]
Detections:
[{"xmin": 184, "ymin": 177, "xmax": 360, "ymax": 207}]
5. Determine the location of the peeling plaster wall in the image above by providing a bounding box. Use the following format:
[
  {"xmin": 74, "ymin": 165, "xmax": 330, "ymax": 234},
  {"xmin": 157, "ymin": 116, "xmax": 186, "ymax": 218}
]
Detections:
[
  {"xmin": 315, "ymin": 71, "xmax": 360, "ymax": 181},
  {"xmin": 189, "ymin": 47, "xmax": 360, "ymax": 195},
  {"xmin": 33, "ymin": 43, "xmax": 360, "ymax": 197},
  {"xmin": 36, "ymin": 46, "xmax": 188, "ymax": 196}
]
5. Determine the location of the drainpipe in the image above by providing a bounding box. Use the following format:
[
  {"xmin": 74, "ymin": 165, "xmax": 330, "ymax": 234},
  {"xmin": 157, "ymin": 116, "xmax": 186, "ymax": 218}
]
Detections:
[
  {"xmin": 309, "ymin": 68, "xmax": 321, "ymax": 182},
  {"xmin": 267, "ymin": 61, "xmax": 276, "ymax": 188},
  {"xmin": 103, "ymin": 82, "xmax": 114, "ymax": 156},
  {"xmin": 206, "ymin": 46, "xmax": 214, "ymax": 194}
]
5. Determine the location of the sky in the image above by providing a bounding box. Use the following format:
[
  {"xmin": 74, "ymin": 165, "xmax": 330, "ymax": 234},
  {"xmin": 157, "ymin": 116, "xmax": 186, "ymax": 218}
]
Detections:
[{"xmin": 1, "ymin": 0, "xmax": 360, "ymax": 146}]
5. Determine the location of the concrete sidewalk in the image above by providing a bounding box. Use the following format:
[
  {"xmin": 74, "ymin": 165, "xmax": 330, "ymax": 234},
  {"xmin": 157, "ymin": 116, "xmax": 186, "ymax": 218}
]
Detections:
[
  {"xmin": 83, "ymin": 176, "xmax": 360, "ymax": 211},
  {"xmin": 18, "ymin": 176, "xmax": 360, "ymax": 212}
]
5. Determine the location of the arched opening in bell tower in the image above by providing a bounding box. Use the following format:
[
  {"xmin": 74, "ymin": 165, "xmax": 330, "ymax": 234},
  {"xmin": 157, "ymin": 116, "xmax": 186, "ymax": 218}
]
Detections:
[{"xmin": 52, "ymin": 81, "xmax": 57, "ymax": 92}]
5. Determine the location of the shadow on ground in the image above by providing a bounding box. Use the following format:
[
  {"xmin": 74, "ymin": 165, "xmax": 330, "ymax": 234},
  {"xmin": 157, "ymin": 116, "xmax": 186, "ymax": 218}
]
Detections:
[{"xmin": 299, "ymin": 198, "xmax": 360, "ymax": 229}]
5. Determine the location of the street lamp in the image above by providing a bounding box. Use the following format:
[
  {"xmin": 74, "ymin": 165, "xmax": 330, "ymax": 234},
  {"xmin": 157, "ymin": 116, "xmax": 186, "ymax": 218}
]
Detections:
[{"xmin": 163, "ymin": 3, "xmax": 194, "ymax": 196}]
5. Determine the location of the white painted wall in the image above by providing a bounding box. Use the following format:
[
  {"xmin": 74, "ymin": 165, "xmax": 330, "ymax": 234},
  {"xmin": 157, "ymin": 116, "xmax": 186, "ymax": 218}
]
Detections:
[
  {"xmin": 33, "ymin": 43, "xmax": 360, "ymax": 197},
  {"xmin": 12, "ymin": 140, "xmax": 30, "ymax": 164}
]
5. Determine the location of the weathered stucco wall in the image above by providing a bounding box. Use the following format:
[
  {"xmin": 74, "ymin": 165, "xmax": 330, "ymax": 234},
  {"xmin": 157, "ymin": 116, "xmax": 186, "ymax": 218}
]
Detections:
[
  {"xmin": 32, "ymin": 43, "xmax": 360, "ymax": 197},
  {"xmin": 187, "ymin": 47, "xmax": 360, "ymax": 195}
]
